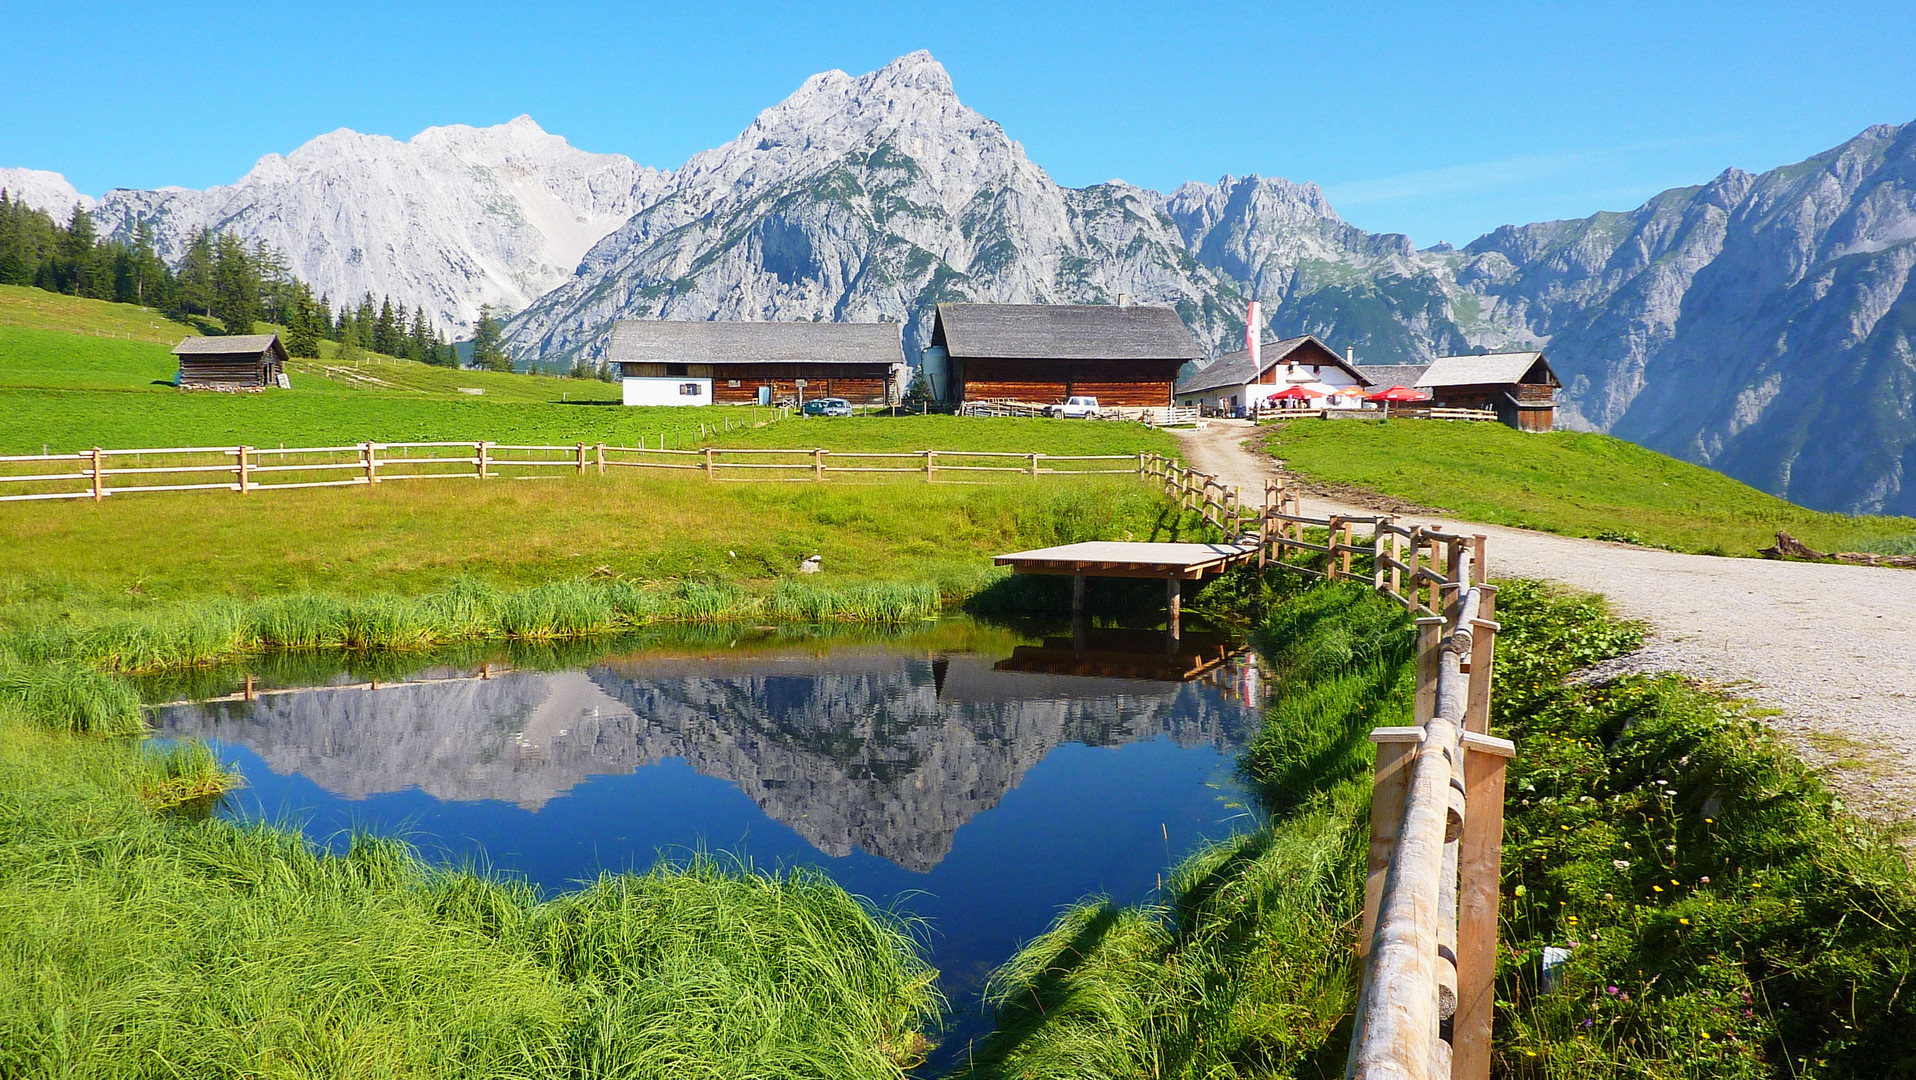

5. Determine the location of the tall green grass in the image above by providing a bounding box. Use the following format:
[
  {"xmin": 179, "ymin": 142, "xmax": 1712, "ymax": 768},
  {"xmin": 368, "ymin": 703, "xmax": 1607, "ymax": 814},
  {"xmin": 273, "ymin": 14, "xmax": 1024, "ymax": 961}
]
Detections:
[
  {"xmin": 11, "ymin": 575, "xmax": 946, "ymax": 675},
  {"xmin": 0, "ymin": 714, "xmax": 942, "ymax": 1079},
  {"xmin": 1489, "ymin": 581, "xmax": 1916, "ymax": 1077}
]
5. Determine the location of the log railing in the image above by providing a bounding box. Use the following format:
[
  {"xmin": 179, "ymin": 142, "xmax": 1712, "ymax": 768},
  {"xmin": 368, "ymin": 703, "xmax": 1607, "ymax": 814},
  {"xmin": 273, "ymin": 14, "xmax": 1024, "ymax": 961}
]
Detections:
[
  {"xmin": 0, "ymin": 443, "xmax": 1143, "ymax": 502},
  {"xmin": 1141, "ymin": 451, "xmax": 1510, "ymax": 1079}
]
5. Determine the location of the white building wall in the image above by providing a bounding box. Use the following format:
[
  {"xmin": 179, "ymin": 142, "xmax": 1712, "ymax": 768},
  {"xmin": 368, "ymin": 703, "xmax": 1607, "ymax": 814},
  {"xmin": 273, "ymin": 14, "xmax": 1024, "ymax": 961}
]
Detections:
[{"xmin": 623, "ymin": 377, "xmax": 712, "ymax": 407}]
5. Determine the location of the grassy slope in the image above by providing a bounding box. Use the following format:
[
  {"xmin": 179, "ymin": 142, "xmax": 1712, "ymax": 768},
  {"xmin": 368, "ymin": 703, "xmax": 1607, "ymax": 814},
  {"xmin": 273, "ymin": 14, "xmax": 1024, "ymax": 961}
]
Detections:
[{"xmin": 1266, "ymin": 418, "xmax": 1916, "ymax": 556}]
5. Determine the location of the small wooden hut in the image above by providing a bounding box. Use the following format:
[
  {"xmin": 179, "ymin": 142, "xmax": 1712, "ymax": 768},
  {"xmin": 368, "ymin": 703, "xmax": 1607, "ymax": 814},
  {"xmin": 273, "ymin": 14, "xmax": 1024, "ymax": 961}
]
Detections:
[{"xmin": 173, "ymin": 335, "xmax": 289, "ymax": 390}]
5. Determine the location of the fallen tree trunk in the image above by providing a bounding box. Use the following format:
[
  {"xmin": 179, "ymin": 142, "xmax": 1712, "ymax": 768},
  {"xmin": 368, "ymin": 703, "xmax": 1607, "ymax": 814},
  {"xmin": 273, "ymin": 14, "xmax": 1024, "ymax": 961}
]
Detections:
[{"xmin": 1762, "ymin": 531, "xmax": 1916, "ymax": 569}]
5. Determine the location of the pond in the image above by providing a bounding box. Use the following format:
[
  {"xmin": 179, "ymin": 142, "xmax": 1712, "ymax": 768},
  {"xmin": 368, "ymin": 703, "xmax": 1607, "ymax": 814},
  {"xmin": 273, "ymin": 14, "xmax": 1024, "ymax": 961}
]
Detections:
[{"xmin": 151, "ymin": 618, "xmax": 1266, "ymax": 1059}]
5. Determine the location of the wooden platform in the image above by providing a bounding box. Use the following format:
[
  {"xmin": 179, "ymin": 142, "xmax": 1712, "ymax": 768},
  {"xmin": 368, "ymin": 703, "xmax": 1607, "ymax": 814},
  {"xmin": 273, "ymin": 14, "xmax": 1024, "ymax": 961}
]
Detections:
[{"xmin": 992, "ymin": 540, "xmax": 1257, "ymax": 580}]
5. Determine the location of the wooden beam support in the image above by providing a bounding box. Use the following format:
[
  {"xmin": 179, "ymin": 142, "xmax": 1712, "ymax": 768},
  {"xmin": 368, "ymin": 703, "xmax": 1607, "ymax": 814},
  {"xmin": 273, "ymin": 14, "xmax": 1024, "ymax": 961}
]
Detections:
[{"xmin": 1453, "ymin": 732, "xmax": 1515, "ymax": 1080}]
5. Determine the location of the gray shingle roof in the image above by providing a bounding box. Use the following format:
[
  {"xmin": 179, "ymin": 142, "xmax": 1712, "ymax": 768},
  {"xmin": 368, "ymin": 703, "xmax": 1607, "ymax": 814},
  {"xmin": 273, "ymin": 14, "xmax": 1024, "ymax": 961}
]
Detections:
[
  {"xmin": 608, "ymin": 320, "xmax": 901, "ymax": 366},
  {"xmin": 173, "ymin": 334, "xmax": 285, "ymax": 359},
  {"xmin": 1353, "ymin": 363, "xmax": 1432, "ymax": 390},
  {"xmin": 934, "ymin": 304, "xmax": 1202, "ymax": 362},
  {"xmin": 1176, "ymin": 335, "xmax": 1371, "ymax": 394},
  {"xmin": 1416, "ymin": 352, "xmax": 1557, "ymax": 388}
]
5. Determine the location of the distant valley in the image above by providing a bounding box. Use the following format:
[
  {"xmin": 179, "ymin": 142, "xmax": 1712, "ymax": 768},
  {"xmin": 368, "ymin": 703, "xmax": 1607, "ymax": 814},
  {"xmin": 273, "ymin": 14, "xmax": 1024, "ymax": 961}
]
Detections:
[{"xmin": 4, "ymin": 51, "xmax": 1913, "ymax": 514}]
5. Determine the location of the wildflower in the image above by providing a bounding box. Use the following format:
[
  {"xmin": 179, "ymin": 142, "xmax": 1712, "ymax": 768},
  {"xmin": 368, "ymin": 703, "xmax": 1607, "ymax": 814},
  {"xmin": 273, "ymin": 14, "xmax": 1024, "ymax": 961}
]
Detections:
[
  {"xmin": 1679, "ymin": 918, "xmax": 1691, "ymax": 925},
  {"xmin": 1653, "ymin": 885, "xmax": 1664, "ymax": 893},
  {"xmin": 1613, "ymin": 859, "xmax": 1630, "ymax": 871},
  {"xmin": 1606, "ymin": 985, "xmax": 1620, "ymax": 996},
  {"xmin": 1514, "ymin": 884, "xmax": 1526, "ymax": 896},
  {"xmin": 1671, "ymin": 878, "xmax": 1680, "ymax": 887},
  {"xmin": 1704, "ymin": 817, "xmax": 1715, "ymax": 824},
  {"xmin": 1700, "ymin": 876, "xmax": 1711, "ymax": 885}
]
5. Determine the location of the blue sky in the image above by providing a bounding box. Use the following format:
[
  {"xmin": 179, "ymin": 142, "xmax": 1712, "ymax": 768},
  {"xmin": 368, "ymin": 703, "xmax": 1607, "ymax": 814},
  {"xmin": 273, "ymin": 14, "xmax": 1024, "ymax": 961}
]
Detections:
[{"xmin": 9, "ymin": 0, "xmax": 1915, "ymax": 246}]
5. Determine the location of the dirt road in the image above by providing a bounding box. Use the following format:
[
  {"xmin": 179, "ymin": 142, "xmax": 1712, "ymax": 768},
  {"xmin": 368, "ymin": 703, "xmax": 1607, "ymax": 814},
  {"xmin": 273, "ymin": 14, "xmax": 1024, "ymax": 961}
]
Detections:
[{"xmin": 1174, "ymin": 421, "xmax": 1916, "ymax": 824}]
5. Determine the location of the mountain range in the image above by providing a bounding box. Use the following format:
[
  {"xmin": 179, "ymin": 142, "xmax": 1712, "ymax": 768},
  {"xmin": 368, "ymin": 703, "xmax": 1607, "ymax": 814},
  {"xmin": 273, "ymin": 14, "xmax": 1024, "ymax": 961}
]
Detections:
[{"xmin": 4, "ymin": 52, "xmax": 1912, "ymax": 514}]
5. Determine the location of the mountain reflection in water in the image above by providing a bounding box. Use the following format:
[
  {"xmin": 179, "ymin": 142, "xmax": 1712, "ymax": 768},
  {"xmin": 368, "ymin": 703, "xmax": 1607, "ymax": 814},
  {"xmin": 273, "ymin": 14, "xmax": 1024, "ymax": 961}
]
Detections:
[{"xmin": 157, "ymin": 625, "xmax": 1262, "ymax": 873}]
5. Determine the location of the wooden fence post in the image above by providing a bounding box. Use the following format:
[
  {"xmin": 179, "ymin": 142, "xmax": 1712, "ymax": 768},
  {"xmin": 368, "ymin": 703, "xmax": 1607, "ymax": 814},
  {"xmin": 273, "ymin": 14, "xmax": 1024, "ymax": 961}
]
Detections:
[
  {"xmin": 1326, "ymin": 516, "xmax": 1343, "ymax": 580},
  {"xmin": 1454, "ymin": 729, "xmax": 1515, "ymax": 1080},
  {"xmin": 1359, "ymin": 727, "xmax": 1423, "ymax": 956},
  {"xmin": 704, "ymin": 447, "xmax": 716, "ymax": 480},
  {"xmin": 364, "ymin": 441, "xmax": 379, "ymax": 484},
  {"xmin": 475, "ymin": 441, "xmax": 489, "ymax": 480},
  {"xmin": 90, "ymin": 447, "xmax": 104, "ymax": 501},
  {"xmin": 1342, "ymin": 520, "xmax": 1355, "ymax": 578},
  {"xmin": 595, "ymin": 442, "xmax": 606, "ymax": 476},
  {"xmin": 237, "ymin": 446, "xmax": 252, "ymax": 493},
  {"xmin": 925, "ymin": 450, "xmax": 937, "ymax": 482},
  {"xmin": 576, "ymin": 442, "xmax": 588, "ymax": 475},
  {"xmin": 1030, "ymin": 452, "xmax": 1040, "ymax": 477}
]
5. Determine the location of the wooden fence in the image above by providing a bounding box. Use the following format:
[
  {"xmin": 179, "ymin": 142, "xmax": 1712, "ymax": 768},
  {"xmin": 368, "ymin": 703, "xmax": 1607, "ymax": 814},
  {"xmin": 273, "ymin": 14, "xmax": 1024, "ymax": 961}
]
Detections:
[
  {"xmin": 1141, "ymin": 451, "xmax": 1510, "ymax": 1079},
  {"xmin": 0, "ymin": 442, "xmax": 1143, "ymax": 502}
]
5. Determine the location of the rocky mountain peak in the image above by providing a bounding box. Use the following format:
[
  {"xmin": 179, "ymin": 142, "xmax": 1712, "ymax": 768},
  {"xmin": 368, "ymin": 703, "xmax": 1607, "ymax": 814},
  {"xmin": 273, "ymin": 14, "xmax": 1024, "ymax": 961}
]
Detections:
[{"xmin": 0, "ymin": 166, "xmax": 95, "ymax": 217}]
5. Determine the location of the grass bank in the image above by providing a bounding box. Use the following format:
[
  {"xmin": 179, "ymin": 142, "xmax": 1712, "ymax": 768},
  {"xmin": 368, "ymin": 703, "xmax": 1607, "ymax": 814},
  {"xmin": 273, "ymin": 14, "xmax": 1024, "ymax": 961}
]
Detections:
[
  {"xmin": 0, "ymin": 707, "xmax": 939, "ymax": 1077},
  {"xmin": 0, "ymin": 475, "xmax": 1178, "ymax": 615},
  {"xmin": 959, "ymin": 572, "xmax": 1916, "ymax": 1077},
  {"xmin": 1264, "ymin": 418, "xmax": 1916, "ymax": 557}
]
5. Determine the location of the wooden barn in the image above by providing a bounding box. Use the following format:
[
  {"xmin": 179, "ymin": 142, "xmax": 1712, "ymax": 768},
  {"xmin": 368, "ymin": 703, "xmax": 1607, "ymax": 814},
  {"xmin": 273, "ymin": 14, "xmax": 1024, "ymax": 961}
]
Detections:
[
  {"xmin": 1355, "ymin": 352, "xmax": 1563, "ymax": 431},
  {"xmin": 1175, "ymin": 335, "xmax": 1372, "ymax": 414},
  {"xmin": 173, "ymin": 334, "xmax": 289, "ymax": 390},
  {"xmin": 608, "ymin": 320, "xmax": 904, "ymax": 407},
  {"xmin": 929, "ymin": 303, "xmax": 1201, "ymax": 410}
]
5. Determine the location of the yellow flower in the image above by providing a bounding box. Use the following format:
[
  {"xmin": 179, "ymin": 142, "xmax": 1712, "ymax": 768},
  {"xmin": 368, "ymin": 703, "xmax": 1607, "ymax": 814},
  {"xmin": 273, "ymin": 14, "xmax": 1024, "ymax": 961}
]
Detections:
[
  {"xmin": 1653, "ymin": 886, "xmax": 1664, "ymax": 893},
  {"xmin": 1679, "ymin": 918, "xmax": 1691, "ymax": 925}
]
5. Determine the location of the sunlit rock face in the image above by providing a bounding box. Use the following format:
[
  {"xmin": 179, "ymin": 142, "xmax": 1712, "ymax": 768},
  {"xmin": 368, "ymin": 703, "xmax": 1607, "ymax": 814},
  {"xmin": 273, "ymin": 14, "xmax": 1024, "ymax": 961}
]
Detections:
[{"xmin": 82, "ymin": 116, "xmax": 666, "ymax": 335}]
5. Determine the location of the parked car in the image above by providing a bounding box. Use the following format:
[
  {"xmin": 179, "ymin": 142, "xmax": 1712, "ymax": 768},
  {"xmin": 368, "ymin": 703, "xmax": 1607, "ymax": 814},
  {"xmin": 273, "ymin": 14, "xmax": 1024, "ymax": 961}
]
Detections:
[
  {"xmin": 1047, "ymin": 395, "xmax": 1100, "ymax": 419},
  {"xmin": 801, "ymin": 397, "xmax": 853, "ymax": 417}
]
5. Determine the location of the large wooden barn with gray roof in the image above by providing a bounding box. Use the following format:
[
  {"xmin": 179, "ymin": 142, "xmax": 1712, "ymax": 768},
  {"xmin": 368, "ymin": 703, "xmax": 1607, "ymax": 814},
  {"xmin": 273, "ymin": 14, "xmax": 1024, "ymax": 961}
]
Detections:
[
  {"xmin": 928, "ymin": 303, "xmax": 1202, "ymax": 409},
  {"xmin": 609, "ymin": 320, "xmax": 903, "ymax": 407}
]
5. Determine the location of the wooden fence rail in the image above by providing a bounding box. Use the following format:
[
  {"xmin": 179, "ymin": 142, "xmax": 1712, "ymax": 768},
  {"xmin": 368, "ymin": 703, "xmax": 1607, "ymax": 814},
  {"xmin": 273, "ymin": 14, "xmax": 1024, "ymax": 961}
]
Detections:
[
  {"xmin": 0, "ymin": 443, "xmax": 1144, "ymax": 502},
  {"xmin": 1139, "ymin": 451, "xmax": 1509, "ymax": 1079}
]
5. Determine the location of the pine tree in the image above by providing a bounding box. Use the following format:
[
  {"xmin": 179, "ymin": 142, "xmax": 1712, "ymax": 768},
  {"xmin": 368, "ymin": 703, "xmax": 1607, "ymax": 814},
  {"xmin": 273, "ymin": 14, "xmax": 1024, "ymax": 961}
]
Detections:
[
  {"xmin": 406, "ymin": 306, "xmax": 433, "ymax": 362},
  {"xmin": 469, "ymin": 304, "xmax": 511, "ymax": 372},
  {"xmin": 210, "ymin": 232, "xmax": 259, "ymax": 335},
  {"xmin": 373, "ymin": 297, "xmax": 401, "ymax": 356},
  {"xmin": 176, "ymin": 230, "xmax": 216, "ymax": 317}
]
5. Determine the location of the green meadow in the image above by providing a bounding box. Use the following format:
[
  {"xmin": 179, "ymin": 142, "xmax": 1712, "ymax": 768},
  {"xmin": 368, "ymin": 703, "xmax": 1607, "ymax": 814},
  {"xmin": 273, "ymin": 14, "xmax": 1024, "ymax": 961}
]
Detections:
[{"xmin": 1266, "ymin": 418, "xmax": 1916, "ymax": 557}]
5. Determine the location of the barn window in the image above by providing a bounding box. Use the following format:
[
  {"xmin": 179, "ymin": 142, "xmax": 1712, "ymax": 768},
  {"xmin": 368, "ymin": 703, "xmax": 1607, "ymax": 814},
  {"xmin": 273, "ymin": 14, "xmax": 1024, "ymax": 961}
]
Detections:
[
  {"xmin": 679, "ymin": 383, "xmax": 701, "ymax": 396},
  {"xmin": 666, "ymin": 363, "xmax": 688, "ymax": 377}
]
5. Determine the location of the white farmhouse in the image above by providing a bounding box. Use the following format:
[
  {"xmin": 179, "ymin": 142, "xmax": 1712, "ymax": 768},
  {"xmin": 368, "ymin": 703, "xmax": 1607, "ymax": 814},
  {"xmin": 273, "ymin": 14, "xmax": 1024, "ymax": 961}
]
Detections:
[{"xmin": 1175, "ymin": 336, "xmax": 1374, "ymax": 415}]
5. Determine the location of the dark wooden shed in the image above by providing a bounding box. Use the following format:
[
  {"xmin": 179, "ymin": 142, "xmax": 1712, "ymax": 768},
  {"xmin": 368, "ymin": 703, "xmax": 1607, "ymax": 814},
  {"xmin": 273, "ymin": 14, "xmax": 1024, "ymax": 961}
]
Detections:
[
  {"xmin": 173, "ymin": 334, "xmax": 289, "ymax": 390},
  {"xmin": 930, "ymin": 303, "xmax": 1202, "ymax": 408},
  {"xmin": 1417, "ymin": 353, "xmax": 1562, "ymax": 431},
  {"xmin": 609, "ymin": 321, "xmax": 903, "ymax": 407}
]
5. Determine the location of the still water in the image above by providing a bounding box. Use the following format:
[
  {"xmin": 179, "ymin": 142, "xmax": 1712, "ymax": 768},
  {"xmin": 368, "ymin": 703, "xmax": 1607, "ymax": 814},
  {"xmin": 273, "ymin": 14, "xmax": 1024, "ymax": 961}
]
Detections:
[{"xmin": 152, "ymin": 618, "xmax": 1265, "ymax": 1049}]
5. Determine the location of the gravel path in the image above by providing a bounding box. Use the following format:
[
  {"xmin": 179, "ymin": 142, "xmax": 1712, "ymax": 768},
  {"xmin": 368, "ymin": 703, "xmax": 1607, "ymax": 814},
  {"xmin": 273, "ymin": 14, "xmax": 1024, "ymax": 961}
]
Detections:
[{"xmin": 1174, "ymin": 421, "xmax": 1916, "ymax": 825}]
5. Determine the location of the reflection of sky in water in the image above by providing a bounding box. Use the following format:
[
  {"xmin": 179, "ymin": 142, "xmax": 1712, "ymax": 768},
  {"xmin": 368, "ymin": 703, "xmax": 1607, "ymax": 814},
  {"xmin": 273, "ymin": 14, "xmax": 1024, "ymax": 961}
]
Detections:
[{"xmin": 156, "ymin": 624, "xmax": 1264, "ymax": 1060}]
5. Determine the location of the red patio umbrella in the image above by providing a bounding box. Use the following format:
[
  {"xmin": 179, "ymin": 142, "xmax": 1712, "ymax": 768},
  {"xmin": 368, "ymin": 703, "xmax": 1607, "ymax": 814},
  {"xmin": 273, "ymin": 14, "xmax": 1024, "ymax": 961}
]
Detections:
[
  {"xmin": 1269, "ymin": 384, "xmax": 1326, "ymax": 401},
  {"xmin": 1366, "ymin": 385, "xmax": 1430, "ymax": 402}
]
